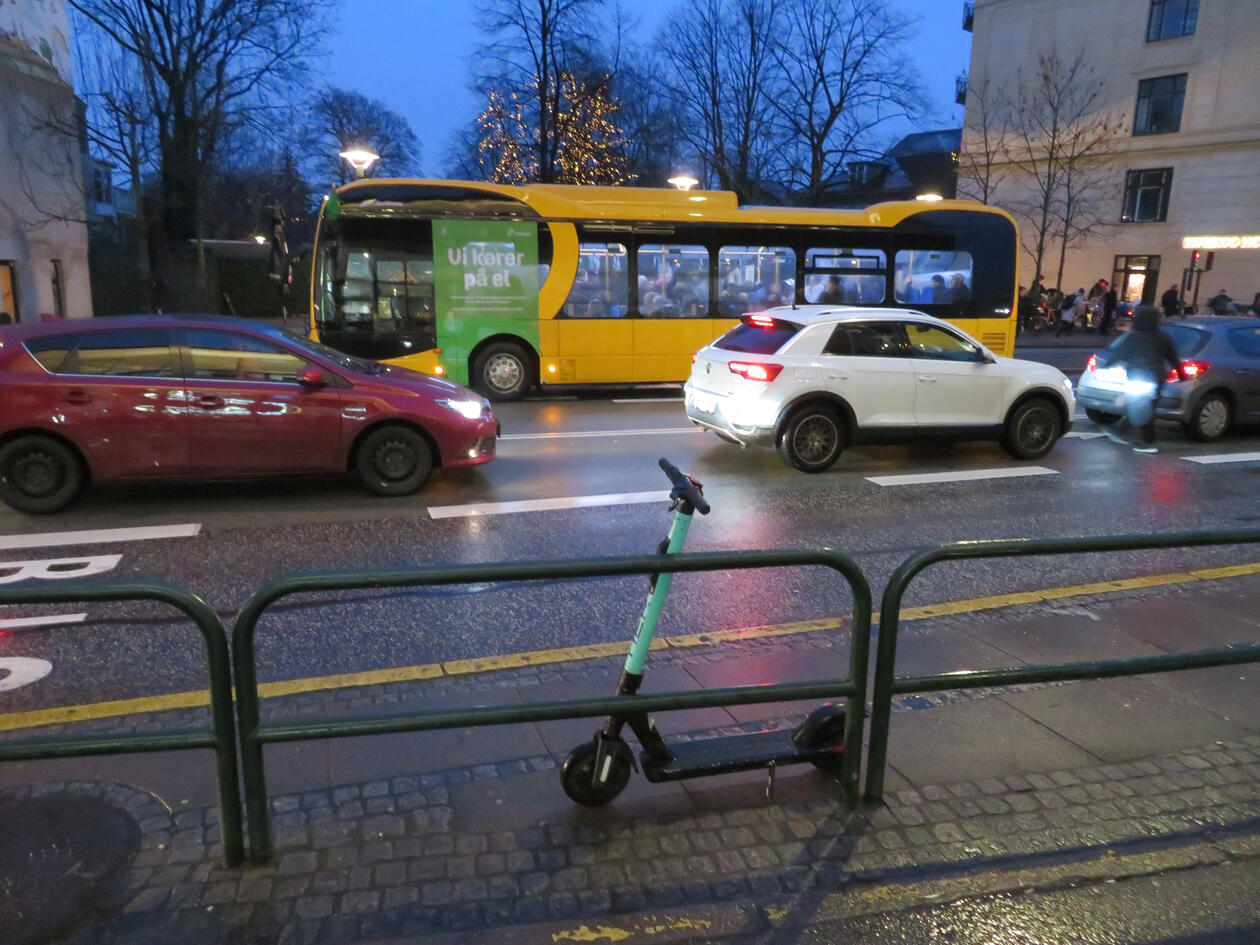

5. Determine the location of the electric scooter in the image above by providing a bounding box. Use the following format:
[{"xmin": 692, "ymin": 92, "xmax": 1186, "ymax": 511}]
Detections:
[{"xmin": 559, "ymin": 457, "xmax": 847, "ymax": 806}]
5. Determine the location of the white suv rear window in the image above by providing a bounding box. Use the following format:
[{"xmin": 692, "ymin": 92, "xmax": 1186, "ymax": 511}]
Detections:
[{"xmin": 714, "ymin": 319, "xmax": 800, "ymax": 354}]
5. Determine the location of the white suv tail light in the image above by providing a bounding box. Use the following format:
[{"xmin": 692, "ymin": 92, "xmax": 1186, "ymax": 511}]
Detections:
[{"xmin": 728, "ymin": 361, "xmax": 784, "ymax": 382}]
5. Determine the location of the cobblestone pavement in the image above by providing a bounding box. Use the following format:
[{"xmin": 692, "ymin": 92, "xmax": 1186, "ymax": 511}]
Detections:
[{"xmin": 3, "ymin": 581, "xmax": 1260, "ymax": 944}]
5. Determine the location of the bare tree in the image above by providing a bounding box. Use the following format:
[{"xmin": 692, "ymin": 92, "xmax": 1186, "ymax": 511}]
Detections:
[
  {"xmin": 1003, "ymin": 51, "xmax": 1115, "ymax": 286},
  {"xmin": 69, "ymin": 0, "xmax": 332, "ymax": 254},
  {"xmin": 956, "ymin": 73, "xmax": 1010, "ymax": 205},
  {"xmin": 474, "ymin": 0, "xmax": 607, "ymax": 183},
  {"xmin": 656, "ymin": 0, "xmax": 781, "ymax": 202},
  {"xmin": 1048, "ymin": 103, "xmax": 1126, "ymax": 289},
  {"xmin": 307, "ymin": 87, "xmax": 421, "ymax": 184},
  {"xmin": 769, "ymin": 0, "xmax": 924, "ymax": 205}
]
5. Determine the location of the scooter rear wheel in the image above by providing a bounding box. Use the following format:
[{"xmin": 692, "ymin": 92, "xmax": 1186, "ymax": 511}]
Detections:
[
  {"xmin": 798, "ymin": 704, "xmax": 848, "ymax": 774},
  {"xmin": 561, "ymin": 740, "xmax": 633, "ymax": 806}
]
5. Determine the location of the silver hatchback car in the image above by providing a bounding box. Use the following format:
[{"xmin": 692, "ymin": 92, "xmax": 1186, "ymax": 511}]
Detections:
[{"xmin": 1076, "ymin": 316, "xmax": 1260, "ymax": 441}]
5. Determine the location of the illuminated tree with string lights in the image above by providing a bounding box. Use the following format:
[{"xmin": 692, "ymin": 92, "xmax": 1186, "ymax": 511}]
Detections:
[{"xmin": 474, "ymin": 73, "xmax": 632, "ymax": 185}]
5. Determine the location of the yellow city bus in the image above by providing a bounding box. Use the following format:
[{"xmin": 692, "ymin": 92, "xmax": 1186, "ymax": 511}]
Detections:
[{"xmin": 309, "ymin": 179, "xmax": 1018, "ymax": 400}]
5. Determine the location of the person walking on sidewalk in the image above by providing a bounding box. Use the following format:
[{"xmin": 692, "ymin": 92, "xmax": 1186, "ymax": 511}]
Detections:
[
  {"xmin": 1055, "ymin": 289, "xmax": 1081, "ymax": 336},
  {"xmin": 1104, "ymin": 305, "xmax": 1186, "ymax": 453},
  {"xmin": 1100, "ymin": 280, "xmax": 1118, "ymax": 335},
  {"xmin": 1161, "ymin": 284, "xmax": 1182, "ymax": 318}
]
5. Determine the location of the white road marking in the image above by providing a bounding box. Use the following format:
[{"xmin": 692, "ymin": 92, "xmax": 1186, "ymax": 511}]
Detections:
[
  {"xmin": 501, "ymin": 427, "xmax": 699, "ymax": 440},
  {"xmin": 0, "ymin": 613, "xmax": 87, "ymax": 630},
  {"xmin": 867, "ymin": 467, "xmax": 1058, "ymax": 487},
  {"xmin": 1182, "ymin": 452, "xmax": 1260, "ymax": 465},
  {"xmin": 430, "ymin": 490, "xmax": 670, "ymax": 519},
  {"xmin": 0, "ymin": 657, "xmax": 53, "ymax": 692},
  {"xmin": 1063, "ymin": 431, "xmax": 1106, "ymax": 439},
  {"xmin": 0, "ymin": 555, "xmax": 123, "ymax": 585},
  {"xmin": 611, "ymin": 397, "xmax": 682, "ymax": 404},
  {"xmin": 0, "ymin": 523, "xmax": 201, "ymax": 552}
]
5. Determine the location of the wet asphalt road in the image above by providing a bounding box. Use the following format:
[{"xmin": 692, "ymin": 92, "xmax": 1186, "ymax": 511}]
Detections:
[{"xmin": 4, "ymin": 380, "xmax": 1260, "ymax": 714}]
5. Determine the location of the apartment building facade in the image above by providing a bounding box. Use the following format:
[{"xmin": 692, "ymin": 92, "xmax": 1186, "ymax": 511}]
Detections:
[
  {"xmin": 0, "ymin": 4, "xmax": 92, "ymax": 323},
  {"xmin": 961, "ymin": 0, "xmax": 1259, "ymax": 310}
]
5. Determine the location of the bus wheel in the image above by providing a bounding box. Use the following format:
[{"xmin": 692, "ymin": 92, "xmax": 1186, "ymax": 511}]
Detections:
[{"xmin": 472, "ymin": 343, "xmax": 533, "ymax": 402}]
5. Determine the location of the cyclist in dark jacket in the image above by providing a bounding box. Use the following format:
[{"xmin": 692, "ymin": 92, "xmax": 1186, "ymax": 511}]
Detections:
[{"xmin": 1107, "ymin": 305, "xmax": 1185, "ymax": 452}]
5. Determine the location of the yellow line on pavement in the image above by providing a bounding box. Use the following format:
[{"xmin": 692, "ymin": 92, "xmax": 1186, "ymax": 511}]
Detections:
[{"xmin": 6, "ymin": 560, "xmax": 1260, "ymax": 734}]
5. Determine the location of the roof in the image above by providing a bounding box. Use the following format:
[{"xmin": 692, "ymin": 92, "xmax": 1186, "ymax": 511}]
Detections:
[
  {"xmin": 760, "ymin": 303, "xmax": 940, "ymax": 326},
  {"xmin": 0, "ymin": 314, "xmax": 289, "ymax": 343}
]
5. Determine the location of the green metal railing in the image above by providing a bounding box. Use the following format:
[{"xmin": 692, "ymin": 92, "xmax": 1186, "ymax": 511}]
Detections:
[
  {"xmin": 864, "ymin": 529, "xmax": 1260, "ymax": 803},
  {"xmin": 233, "ymin": 549, "xmax": 872, "ymax": 863},
  {"xmin": 0, "ymin": 580, "xmax": 244, "ymax": 866}
]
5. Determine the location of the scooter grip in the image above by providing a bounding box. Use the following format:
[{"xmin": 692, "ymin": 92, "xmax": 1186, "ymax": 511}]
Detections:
[{"xmin": 658, "ymin": 457, "xmax": 710, "ymax": 515}]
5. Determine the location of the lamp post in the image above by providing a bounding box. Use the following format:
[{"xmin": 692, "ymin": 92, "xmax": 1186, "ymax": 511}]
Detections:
[
  {"xmin": 339, "ymin": 148, "xmax": 380, "ymax": 180},
  {"xmin": 667, "ymin": 174, "xmax": 699, "ymax": 191}
]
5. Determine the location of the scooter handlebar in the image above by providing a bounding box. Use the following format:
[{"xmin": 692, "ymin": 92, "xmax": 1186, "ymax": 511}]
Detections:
[{"xmin": 658, "ymin": 457, "xmax": 710, "ymax": 515}]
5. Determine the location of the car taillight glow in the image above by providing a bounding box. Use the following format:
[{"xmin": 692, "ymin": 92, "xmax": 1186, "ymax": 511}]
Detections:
[
  {"xmin": 750, "ymin": 313, "xmax": 775, "ymax": 327},
  {"xmin": 728, "ymin": 361, "xmax": 783, "ymax": 382},
  {"xmin": 1085, "ymin": 353, "xmax": 1097, "ymax": 372},
  {"xmin": 1169, "ymin": 360, "xmax": 1210, "ymax": 382}
]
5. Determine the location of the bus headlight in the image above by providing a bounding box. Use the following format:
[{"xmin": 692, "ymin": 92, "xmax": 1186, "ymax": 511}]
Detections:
[{"xmin": 436, "ymin": 398, "xmax": 486, "ymax": 420}]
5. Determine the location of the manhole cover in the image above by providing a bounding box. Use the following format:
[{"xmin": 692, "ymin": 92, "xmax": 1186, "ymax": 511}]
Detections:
[{"xmin": 0, "ymin": 794, "xmax": 141, "ymax": 945}]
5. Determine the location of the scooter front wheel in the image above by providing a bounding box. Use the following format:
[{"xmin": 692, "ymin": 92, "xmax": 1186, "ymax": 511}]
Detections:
[{"xmin": 561, "ymin": 739, "xmax": 633, "ymax": 806}]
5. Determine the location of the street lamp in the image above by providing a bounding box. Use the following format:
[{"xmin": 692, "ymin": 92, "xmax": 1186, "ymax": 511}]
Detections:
[
  {"xmin": 339, "ymin": 148, "xmax": 380, "ymax": 179},
  {"xmin": 667, "ymin": 174, "xmax": 699, "ymax": 191}
]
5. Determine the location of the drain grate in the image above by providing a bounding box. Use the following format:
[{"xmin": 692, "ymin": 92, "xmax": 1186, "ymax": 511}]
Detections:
[{"xmin": 0, "ymin": 794, "xmax": 141, "ymax": 945}]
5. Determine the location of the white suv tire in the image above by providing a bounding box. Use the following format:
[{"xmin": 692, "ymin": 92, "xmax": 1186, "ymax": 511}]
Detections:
[
  {"xmin": 1001, "ymin": 397, "xmax": 1062, "ymax": 460},
  {"xmin": 777, "ymin": 405, "xmax": 846, "ymax": 472}
]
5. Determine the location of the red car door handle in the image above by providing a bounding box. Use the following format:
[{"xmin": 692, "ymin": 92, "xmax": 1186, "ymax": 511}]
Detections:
[
  {"xmin": 64, "ymin": 389, "xmax": 92, "ymax": 404},
  {"xmin": 194, "ymin": 395, "xmax": 226, "ymax": 410}
]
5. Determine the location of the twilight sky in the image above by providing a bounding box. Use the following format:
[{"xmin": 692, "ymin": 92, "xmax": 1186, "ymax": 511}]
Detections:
[{"xmin": 327, "ymin": 0, "xmax": 973, "ymax": 179}]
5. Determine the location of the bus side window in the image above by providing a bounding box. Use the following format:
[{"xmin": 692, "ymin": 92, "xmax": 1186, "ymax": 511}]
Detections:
[
  {"xmin": 894, "ymin": 250, "xmax": 975, "ymax": 310},
  {"xmin": 718, "ymin": 246, "xmax": 796, "ymax": 315},
  {"xmin": 803, "ymin": 247, "xmax": 886, "ymax": 305},
  {"xmin": 564, "ymin": 243, "xmax": 628, "ymax": 317},
  {"xmin": 638, "ymin": 244, "xmax": 709, "ymax": 317}
]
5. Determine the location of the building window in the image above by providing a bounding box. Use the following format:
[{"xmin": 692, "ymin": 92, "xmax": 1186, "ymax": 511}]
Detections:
[
  {"xmin": 1147, "ymin": 0, "xmax": 1198, "ymax": 42},
  {"xmin": 1, "ymin": 260, "xmax": 17, "ymax": 323},
  {"xmin": 92, "ymin": 165, "xmax": 112, "ymax": 205},
  {"xmin": 1134, "ymin": 74, "xmax": 1187, "ymax": 136},
  {"xmin": 1122, "ymin": 169, "xmax": 1173, "ymax": 223},
  {"xmin": 50, "ymin": 259, "xmax": 66, "ymax": 317}
]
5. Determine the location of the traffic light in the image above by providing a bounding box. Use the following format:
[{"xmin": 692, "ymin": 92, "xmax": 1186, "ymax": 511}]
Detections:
[
  {"xmin": 1190, "ymin": 250, "xmax": 1201, "ymax": 270},
  {"xmin": 1205, "ymin": 251, "xmax": 1215, "ymax": 271}
]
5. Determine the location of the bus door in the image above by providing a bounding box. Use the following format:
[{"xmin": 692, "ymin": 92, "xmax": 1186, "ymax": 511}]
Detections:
[
  {"xmin": 552, "ymin": 241, "xmax": 632, "ymax": 383},
  {"xmin": 633, "ymin": 242, "xmax": 714, "ymax": 382}
]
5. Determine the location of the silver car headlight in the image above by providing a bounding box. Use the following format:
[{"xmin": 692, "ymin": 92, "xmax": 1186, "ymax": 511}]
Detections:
[{"xmin": 436, "ymin": 397, "xmax": 487, "ymax": 420}]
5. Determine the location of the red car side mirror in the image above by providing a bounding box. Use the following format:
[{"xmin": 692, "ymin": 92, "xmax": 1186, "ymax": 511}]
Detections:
[{"xmin": 297, "ymin": 365, "xmax": 327, "ymax": 387}]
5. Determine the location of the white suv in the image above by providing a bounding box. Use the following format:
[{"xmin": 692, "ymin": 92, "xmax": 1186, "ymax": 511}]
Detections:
[{"xmin": 684, "ymin": 306, "xmax": 1075, "ymax": 472}]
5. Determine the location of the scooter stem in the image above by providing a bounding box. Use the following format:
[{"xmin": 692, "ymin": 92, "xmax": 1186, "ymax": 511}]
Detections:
[{"xmin": 623, "ymin": 505, "xmax": 694, "ymax": 676}]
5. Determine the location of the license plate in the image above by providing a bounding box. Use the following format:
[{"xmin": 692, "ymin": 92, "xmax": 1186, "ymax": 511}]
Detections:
[{"xmin": 692, "ymin": 393, "xmax": 717, "ymax": 414}]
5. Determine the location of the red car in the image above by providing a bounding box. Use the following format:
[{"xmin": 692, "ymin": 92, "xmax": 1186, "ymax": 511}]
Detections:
[{"xmin": 0, "ymin": 315, "xmax": 498, "ymax": 513}]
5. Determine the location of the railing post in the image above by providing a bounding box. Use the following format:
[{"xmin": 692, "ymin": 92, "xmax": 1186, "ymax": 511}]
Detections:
[{"xmin": 0, "ymin": 580, "xmax": 244, "ymax": 866}]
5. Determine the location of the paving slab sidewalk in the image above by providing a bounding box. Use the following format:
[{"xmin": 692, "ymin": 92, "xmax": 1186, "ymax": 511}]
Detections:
[{"xmin": 3, "ymin": 576, "xmax": 1260, "ymax": 944}]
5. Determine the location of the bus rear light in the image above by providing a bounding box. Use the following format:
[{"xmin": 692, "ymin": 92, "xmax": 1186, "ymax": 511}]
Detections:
[{"xmin": 728, "ymin": 361, "xmax": 783, "ymax": 382}]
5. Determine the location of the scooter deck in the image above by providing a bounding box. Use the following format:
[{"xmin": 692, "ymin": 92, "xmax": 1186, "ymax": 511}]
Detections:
[{"xmin": 640, "ymin": 727, "xmax": 842, "ymax": 782}]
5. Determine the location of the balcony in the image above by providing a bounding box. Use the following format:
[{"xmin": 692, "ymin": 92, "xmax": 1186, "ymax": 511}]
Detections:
[
  {"xmin": 963, "ymin": 1, "xmax": 974, "ymax": 31},
  {"xmin": 955, "ymin": 72, "xmax": 968, "ymax": 106}
]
